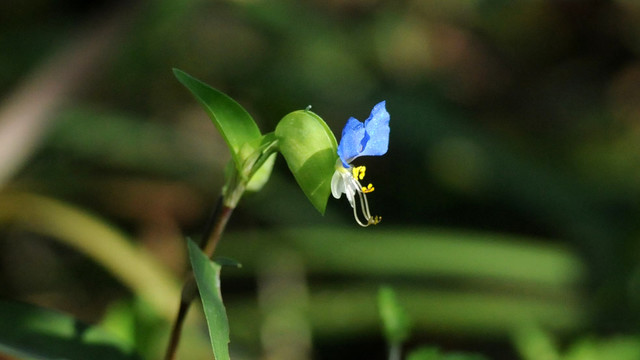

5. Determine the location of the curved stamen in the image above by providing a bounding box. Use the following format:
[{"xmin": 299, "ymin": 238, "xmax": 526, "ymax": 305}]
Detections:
[{"xmin": 349, "ymin": 176, "xmax": 381, "ymax": 227}]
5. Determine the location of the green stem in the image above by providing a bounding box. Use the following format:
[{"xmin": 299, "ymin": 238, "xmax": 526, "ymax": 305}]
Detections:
[{"xmin": 164, "ymin": 195, "xmax": 235, "ymax": 360}]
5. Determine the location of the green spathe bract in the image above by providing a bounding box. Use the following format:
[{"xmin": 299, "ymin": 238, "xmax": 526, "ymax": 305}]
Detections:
[
  {"xmin": 187, "ymin": 239, "xmax": 231, "ymax": 360},
  {"xmin": 275, "ymin": 109, "xmax": 338, "ymax": 214}
]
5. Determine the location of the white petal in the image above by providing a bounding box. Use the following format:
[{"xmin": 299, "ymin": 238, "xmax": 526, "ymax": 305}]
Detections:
[
  {"xmin": 331, "ymin": 170, "xmax": 344, "ymax": 199},
  {"xmin": 344, "ymin": 185, "xmax": 356, "ymax": 208},
  {"xmin": 344, "ymin": 175, "xmax": 359, "ymax": 208}
]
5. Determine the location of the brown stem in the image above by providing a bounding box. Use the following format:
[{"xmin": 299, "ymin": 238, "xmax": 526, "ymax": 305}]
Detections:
[
  {"xmin": 203, "ymin": 205, "xmax": 233, "ymax": 258},
  {"xmin": 197, "ymin": 196, "xmax": 223, "ymax": 249},
  {"xmin": 164, "ymin": 196, "xmax": 235, "ymax": 360},
  {"xmin": 163, "ymin": 298, "xmax": 191, "ymax": 360}
]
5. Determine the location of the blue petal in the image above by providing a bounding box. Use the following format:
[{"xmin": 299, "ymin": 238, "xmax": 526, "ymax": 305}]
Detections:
[
  {"xmin": 360, "ymin": 101, "xmax": 389, "ymax": 157},
  {"xmin": 337, "ymin": 117, "xmax": 365, "ymax": 167},
  {"xmin": 337, "ymin": 101, "xmax": 390, "ymax": 167}
]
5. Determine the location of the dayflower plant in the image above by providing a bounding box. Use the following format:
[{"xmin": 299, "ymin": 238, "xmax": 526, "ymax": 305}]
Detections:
[
  {"xmin": 169, "ymin": 69, "xmax": 391, "ymax": 360},
  {"xmin": 331, "ymin": 101, "xmax": 390, "ymax": 227}
]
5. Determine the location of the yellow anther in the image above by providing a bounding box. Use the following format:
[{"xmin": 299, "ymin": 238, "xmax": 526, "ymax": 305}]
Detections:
[
  {"xmin": 361, "ymin": 183, "xmax": 375, "ymax": 193},
  {"xmin": 352, "ymin": 166, "xmax": 366, "ymax": 180},
  {"xmin": 369, "ymin": 215, "xmax": 381, "ymax": 225}
]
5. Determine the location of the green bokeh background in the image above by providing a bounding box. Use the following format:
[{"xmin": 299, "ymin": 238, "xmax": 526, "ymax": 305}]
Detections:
[{"xmin": 2, "ymin": 0, "xmax": 640, "ymax": 359}]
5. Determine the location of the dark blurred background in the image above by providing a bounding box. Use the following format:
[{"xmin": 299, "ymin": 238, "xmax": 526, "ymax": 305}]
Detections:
[{"xmin": 2, "ymin": 0, "xmax": 640, "ymax": 359}]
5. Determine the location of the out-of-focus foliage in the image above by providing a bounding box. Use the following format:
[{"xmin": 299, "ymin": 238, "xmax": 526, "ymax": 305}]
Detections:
[
  {"xmin": 515, "ymin": 326, "xmax": 640, "ymax": 360},
  {"xmin": 2, "ymin": 0, "xmax": 640, "ymax": 359},
  {"xmin": 407, "ymin": 347, "xmax": 489, "ymax": 360},
  {"xmin": 378, "ymin": 286, "xmax": 411, "ymax": 347},
  {"xmin": 0, "ymin": 300, "xmax": 139, "ymax": 360}
]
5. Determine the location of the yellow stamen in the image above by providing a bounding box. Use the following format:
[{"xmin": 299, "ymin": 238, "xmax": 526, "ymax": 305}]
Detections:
[
  {"xmin": 352, "ymin": 166, "xmax": 366, "ymax": 180},
  {"xmin": 361, "ymin": 183, "xmax": 375, "ymax": 193}
]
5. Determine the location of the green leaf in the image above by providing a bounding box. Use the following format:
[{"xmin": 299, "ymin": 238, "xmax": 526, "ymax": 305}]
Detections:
[
  {"xmin": 173, "ymin": 68, "xmax": 262, "ymax": 169},
  {"xmin": 187, "ymin": 239, "xmax": 231, "ymax": 360},
  {"xmin": 378, "ymin": 286, "xmax": 411, "ymax": 346},
  {"xmin": 275, "ymin": 109, "xmax": 338, "ymax": 214},
  {"xmin": 0, "ymin": 300, "xmax": 139, "ymax": 360}
]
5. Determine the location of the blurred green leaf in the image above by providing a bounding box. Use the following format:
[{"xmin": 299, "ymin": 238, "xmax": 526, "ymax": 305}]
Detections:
[
  {"xmin": 100, "ymin": 301, "xmax": 137, "ymax": 353},
  {"xmin": 564, "ymin": 336, "xmax": 640, "ymax": 360},
  {"xmin": 275, "ymin": 109, "xmax": 338, "ymax": 214},
  {"xmin": 407, "ymin": 348, "xmax": 441, "ymax": 360},
  {"xmin": 220, "ymin": 228, "xmax": 583, "ymax": 287},
  {"xmin": 218, "ymin": 228, "xmax": 585, "ymax": 339},
  {"xmin": 0, "ymin": 300, "xmax": 139, "ymax": 360},
  {"xmin": 187, "ymin": 238, "xmax": 231, "ymax": 360},
  {"xmin": 513, "ymin": 326, "xmax": 559, "ymax": 360},
  {"xmin": 407, "ymin": 347, "xmax": 489, "ymax": 360},
  {"xmin": 378, "ymin": 286, "xmax": 411, "ymax": 346},
  {"xmin": 100, "ymin": 298, "xmax": 169, "ymax": 360},
  {"xmin": 0, "ymin": 192, "xmax": 180, "ymax": 320},
  {"xmin": 173, "ymin": 68, "xmax": 262, "ymax": 170}
]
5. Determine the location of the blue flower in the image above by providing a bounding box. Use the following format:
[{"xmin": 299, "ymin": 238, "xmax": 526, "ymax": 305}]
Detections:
[{"xmin": 331, "ymin": 101, "xmax": 389, "ymax": 227}]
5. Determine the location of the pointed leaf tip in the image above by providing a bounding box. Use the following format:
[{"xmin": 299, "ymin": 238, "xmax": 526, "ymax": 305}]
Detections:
[{"xmin": 173, "ymin": 69, "xmax": 262, "ymax": 170}]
